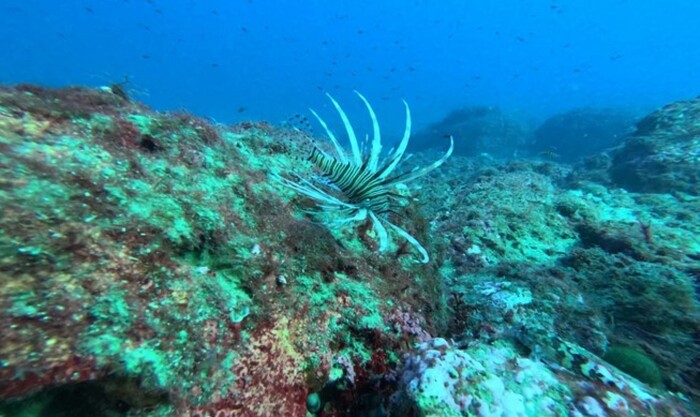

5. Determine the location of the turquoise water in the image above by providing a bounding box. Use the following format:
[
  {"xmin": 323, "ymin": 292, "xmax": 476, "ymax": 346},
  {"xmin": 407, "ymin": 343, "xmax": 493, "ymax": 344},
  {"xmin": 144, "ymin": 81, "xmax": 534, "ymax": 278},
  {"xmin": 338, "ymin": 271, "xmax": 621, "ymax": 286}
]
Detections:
[{"xmin": 2, "ymin": 1, "xmax": 699, "ymax": 125}]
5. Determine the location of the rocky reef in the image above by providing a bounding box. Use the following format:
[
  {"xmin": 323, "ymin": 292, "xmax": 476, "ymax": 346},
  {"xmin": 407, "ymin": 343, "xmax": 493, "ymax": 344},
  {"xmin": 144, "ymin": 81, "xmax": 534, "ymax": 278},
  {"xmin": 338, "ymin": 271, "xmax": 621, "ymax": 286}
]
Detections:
[
  {"xmin": 0, "ymin": 86, "xmax": 698, "ymax": 416},
  {"xmin": 609, "ymin": 97, "xmax": 700, "ymax": 195}
]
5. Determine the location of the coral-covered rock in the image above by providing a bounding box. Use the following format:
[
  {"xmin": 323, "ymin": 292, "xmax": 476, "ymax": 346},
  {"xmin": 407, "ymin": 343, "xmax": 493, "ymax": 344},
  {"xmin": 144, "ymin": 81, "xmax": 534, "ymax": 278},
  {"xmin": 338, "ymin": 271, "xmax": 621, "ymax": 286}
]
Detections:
[
  {"xmin": 609, "ymin": 97, "xmax": 700, "ymax": 195},
  {"xmin": 2, "ymin": 84, "xmax": 699, "ymax": 416},
  {"xmin": 0, "ymin": 85, "xmax": 441, "ymax": 416},
  {"xmin": 420, "ymin": 155, "xmax": 700, "ymax": 407},
  {"xmin": 391, "ymin": 338, "xmax": 696, "ymax": 417}
]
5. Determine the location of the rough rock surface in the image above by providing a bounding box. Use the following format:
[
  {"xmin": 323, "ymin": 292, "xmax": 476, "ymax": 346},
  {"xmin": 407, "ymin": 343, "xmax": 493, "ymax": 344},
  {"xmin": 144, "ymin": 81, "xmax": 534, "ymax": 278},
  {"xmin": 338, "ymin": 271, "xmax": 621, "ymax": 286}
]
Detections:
[
  {"xmin": 609, "ymin": 97, "xmax": 700, "ymax": 195},
  {"xmin": 1, "ymin": 85, "xmax": 698, "ymax": 416}
]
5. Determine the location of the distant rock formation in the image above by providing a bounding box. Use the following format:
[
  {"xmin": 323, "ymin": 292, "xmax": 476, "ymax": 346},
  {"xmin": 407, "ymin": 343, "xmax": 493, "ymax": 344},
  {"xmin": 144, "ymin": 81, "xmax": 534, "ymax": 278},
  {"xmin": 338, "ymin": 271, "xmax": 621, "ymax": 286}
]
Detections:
[
  {"xmin": 533, "ymin": 108, "xmax": 635, "ymax": 163},
  {"xmin": 410, "ymin": 106, "xmax": 531, "ymax": 158}
]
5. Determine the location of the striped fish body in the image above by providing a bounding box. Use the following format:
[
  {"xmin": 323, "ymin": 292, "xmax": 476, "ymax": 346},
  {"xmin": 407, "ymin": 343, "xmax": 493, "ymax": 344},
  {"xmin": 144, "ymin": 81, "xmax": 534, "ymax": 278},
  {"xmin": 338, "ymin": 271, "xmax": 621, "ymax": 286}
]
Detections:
[{"xmin": 308, "ymin": 147, "xmax": 391, "ymax": 214}]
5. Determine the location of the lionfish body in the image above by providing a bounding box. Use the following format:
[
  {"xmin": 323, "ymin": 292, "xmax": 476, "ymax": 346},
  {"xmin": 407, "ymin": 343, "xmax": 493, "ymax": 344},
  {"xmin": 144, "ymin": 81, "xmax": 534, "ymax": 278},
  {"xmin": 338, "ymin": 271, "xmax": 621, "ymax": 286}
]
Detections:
[{"xmin": 276, "ymin": 92, "xmax": 453, "ymax": 263}]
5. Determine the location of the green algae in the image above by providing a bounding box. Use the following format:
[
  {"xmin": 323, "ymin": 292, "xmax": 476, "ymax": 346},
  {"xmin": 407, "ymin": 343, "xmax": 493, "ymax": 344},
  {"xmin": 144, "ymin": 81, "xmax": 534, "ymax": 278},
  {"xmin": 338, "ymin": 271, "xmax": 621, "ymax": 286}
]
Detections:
[{"xmin": 604, "ymin": 346, "xmax": 664, "ymax": 388}]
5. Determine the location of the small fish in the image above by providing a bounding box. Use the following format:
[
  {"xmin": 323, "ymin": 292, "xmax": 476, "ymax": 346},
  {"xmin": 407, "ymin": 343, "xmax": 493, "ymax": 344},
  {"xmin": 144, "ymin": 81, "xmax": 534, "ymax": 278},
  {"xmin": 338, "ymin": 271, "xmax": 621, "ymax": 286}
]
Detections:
[{"xmin": 286, "ymin": 114, "xmax": 314, "ymax": 136}]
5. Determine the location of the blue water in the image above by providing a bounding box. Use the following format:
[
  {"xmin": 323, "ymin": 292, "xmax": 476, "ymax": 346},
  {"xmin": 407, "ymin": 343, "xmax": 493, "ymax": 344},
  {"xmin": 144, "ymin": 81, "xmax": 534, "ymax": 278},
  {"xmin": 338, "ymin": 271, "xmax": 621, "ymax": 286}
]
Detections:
[{"xmin": 2, "ymin": 0, "xmax": 699, "ymax": 132}]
